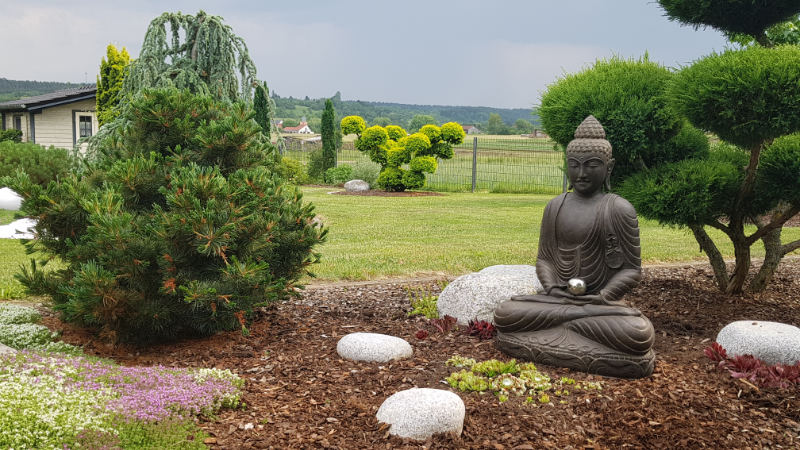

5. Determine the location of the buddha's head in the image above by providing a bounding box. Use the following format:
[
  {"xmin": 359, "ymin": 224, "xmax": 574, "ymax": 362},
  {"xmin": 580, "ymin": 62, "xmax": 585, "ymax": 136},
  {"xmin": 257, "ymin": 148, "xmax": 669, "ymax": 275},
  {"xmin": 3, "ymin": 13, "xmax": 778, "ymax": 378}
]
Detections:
[{"xmin": 565, "ymin": 115, "xmax": 614, "ymax": 197}]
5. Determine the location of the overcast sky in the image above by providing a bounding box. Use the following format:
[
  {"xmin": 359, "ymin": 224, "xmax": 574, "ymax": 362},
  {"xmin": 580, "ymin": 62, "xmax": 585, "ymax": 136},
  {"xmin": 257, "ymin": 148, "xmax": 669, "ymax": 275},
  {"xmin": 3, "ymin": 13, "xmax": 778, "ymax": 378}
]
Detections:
[{"xmin": 2, "ymin": 0, "xmax": 730, "ymax": 108}]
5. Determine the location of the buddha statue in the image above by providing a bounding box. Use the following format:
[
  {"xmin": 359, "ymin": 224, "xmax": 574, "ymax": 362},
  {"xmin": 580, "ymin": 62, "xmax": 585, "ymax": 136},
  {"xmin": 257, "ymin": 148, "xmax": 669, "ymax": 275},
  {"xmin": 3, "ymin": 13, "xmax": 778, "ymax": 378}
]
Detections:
[{"xmin": 493, "ymin": 115, "xmax": 655, "ymax": 378}]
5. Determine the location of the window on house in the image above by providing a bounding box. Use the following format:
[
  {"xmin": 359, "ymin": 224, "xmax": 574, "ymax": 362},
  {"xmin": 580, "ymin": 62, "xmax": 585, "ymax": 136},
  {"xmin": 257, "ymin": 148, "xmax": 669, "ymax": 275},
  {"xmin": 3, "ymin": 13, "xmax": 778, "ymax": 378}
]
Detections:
[
  {"xmin": 13, "ymin": 116, "xmax": 22, "ymax": 131},
  {"xmin": 79, "ymin": 115, "xmax": 92, "ymax": 138}
]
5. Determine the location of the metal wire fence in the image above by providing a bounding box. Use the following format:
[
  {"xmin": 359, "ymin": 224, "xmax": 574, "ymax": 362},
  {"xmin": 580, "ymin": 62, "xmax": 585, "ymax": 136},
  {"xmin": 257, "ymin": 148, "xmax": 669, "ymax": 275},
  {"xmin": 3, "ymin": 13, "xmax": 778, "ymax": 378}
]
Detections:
[{"xmin": 280, "ymin": 136, "xmax": 565, "ymax": 194}]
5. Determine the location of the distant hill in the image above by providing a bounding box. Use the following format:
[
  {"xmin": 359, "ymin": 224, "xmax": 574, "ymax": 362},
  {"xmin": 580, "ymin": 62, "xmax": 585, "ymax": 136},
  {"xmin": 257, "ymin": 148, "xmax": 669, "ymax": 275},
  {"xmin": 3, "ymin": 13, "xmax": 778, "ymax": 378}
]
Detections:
[
  {"xmin": 274, "ymin": 92, "xmax": 539, "ymax": 133},
  {"xmin": 0, "ymin": 78, "xmax": 84, "ymax": 103}
]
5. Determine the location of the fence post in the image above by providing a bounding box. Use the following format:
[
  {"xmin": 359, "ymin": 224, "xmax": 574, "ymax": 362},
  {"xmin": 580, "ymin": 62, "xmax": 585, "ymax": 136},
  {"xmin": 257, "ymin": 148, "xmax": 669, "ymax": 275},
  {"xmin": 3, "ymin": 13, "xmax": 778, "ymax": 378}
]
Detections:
[{"xmin": 471, "ymin": 136, "xmax": 477, "ymax": 193}]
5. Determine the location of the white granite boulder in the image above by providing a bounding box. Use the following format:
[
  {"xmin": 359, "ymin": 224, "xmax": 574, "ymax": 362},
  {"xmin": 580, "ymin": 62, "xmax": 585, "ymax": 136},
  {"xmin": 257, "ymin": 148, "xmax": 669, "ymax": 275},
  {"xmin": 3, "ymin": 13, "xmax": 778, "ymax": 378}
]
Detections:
[
  {"xmin": 0, "ymin": 343, "xmax": 16, "ymax": 356},
  {"xmin": 0, "ymin": 188, "xmax": 22, "ymax": 210},
  {"xmin": 716, "ymin": 320, "xmax": 800, "ymax": 366},
  {"xmin": 376, "ymin": 388, "xmax": 465, "ymax": 440},
  {"xmin": 336, "ymin": 332, "xmax": 412, "ymax": 362},
  {"xmin": 344, "ymin": 179, "xmax": 370, "ymax": 192},
  {"xmin": 436, "ymin": 265, "xmax": 543, "ymax": 325}
]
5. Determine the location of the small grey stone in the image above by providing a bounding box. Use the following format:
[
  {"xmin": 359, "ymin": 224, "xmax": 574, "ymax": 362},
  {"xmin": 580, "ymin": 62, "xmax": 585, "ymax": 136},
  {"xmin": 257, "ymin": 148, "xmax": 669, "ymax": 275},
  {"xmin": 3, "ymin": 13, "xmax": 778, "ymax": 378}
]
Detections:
[
  {"xmin": 0, "ymin": 343, "xmax": 16, "ymax": 356},
  {"xmin": 344, "ymin": 179, "xmax": 370, "ymax": 192},
  {"xmin": 376, "ymin": 388, "xmax": 465, "ymax": 440},
  {"xmin": 716, "ymin": 320, "xmax": 800, "ymax": 366},
  {"xmin": 436, "ymin": 265, "xmax": 543, "ymax": 325},
  {"xmin": 336, "ymin": 332, "xmax": 412, "ymax": 362}
]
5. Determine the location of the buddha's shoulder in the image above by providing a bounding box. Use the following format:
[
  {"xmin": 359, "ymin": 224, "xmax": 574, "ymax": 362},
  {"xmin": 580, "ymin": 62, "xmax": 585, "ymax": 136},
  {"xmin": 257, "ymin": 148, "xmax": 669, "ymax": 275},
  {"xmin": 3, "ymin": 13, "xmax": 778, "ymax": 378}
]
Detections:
[{"xmin": 606, "ymin": 194, "xmax": 638, "ymax": 218}]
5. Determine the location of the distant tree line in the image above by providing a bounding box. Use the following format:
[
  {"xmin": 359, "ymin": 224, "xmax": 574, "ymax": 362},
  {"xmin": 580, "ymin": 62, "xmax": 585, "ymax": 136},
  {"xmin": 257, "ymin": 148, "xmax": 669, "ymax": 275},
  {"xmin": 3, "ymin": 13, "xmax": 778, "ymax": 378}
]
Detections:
[
  {"xmin": 0, "ymin": 78, "xmax": 83, "ymax": 102},
  {"xmin": 271, "ymin": 91, "xmax": 539, "ymax": 134}
]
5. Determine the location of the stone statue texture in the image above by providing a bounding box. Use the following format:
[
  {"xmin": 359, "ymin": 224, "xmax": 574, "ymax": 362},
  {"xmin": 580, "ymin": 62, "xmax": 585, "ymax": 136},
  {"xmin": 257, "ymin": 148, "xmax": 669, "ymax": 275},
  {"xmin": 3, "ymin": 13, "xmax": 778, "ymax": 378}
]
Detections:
[{"xmin": 494, "ymin": 115, "xmax": 655, "ymax": 378}]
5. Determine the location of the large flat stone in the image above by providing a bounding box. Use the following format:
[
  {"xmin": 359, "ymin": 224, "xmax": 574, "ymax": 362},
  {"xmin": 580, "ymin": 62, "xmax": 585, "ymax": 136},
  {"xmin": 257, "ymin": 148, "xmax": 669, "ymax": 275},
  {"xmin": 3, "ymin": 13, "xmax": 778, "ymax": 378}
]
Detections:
[
  {"xmin": 436, "ymin": 265, "xmax": 542, "ymax": 325},
  {"xmin": 336, "ymin": 332, "xmax": 412, "ymax": 362},
  {"xmin": 716, "ymin": 320, "xmax": 800, "ymax": 366},
  {"xmin": 376, "ymin": 388, "xmax": 465, "ymax": 440}
]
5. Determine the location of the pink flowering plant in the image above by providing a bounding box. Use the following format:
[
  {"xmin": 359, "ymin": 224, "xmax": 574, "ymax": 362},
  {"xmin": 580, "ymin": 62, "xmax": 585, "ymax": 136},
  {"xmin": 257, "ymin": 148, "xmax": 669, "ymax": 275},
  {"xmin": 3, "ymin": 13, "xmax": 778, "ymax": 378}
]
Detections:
[{"xmin": 0, "ymin": 350, "xmax": 243, "ymax": 448}]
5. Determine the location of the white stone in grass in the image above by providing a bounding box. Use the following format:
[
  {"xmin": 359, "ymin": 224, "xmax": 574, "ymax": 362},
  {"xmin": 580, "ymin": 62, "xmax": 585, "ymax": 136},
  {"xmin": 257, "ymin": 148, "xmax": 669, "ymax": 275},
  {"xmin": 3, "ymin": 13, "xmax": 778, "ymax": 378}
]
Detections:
[
  {"xmin": 436, "ymin": 265, "xmax": 543, "ymax": 325},
  {"xmin": 336, "ymin": 332, "xmax": 412, "ymax": 362},
  {"xmin": 0, "ymin": 342, "xmax": 16, "ymax": 355},
  {"xmin": 344, "ymin": 179, "xmax": 370, "ymax": 192},
  {"xmin": 0, "ymin": 188, "xmax": 22, "ymax": 210},
  {"xmin": 716, "ymin": 320, "xmax": 800, "ymax": 366},
  {"xmin": 0, "ymin": 218, "xmax": 36, "ymax": 239},
  {"xmin": 376, "ymin": 388, "xmax": 465, "ymax": 440}
]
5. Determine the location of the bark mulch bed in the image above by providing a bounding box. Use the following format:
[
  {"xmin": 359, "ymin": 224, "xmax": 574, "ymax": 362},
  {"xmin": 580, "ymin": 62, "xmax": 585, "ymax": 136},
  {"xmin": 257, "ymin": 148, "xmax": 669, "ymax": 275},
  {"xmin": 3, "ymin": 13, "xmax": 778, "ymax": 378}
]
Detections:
[{"xmin": 43, "ymin": 259, "xmax": 800, "ymax": 449}]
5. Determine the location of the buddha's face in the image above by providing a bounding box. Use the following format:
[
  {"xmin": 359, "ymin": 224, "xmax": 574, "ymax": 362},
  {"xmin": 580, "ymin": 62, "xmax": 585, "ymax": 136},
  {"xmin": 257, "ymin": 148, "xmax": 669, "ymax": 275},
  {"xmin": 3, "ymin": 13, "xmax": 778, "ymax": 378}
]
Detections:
[{"xmin": 567, "ymin": 153, "xmax": 613, "ymax": 197}]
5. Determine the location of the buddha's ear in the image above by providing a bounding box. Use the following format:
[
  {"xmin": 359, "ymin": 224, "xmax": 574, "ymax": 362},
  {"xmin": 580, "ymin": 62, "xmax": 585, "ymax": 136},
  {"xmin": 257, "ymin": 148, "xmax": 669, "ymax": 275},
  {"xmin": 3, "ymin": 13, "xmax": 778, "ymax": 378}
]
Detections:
[{"xmin": 605, "ymin": 158, "xmax": 615, "ymax": 191}]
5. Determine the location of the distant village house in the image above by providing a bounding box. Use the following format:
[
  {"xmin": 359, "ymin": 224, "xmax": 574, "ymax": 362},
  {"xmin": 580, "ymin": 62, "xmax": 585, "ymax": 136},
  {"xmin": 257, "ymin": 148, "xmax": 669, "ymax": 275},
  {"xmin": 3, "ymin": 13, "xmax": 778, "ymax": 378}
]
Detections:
[
  {"xmin": 281, "ymin": 121, "xmax": 313, "ymax": 134},
  {"xmin": 462, "ymin": 125, "xmax": 481, "ymax": 134},
  {"xmin": 0, "ymin": 85, "xmax": 98, "ymax": 149}
]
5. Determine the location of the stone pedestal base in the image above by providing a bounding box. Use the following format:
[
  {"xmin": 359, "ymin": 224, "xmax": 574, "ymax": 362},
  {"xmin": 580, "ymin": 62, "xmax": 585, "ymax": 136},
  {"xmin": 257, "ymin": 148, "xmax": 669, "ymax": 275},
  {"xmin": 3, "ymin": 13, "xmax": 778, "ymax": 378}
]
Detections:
[{"xmin": 495, "ymin": 328, "xmax": 655, "ymax": 379}]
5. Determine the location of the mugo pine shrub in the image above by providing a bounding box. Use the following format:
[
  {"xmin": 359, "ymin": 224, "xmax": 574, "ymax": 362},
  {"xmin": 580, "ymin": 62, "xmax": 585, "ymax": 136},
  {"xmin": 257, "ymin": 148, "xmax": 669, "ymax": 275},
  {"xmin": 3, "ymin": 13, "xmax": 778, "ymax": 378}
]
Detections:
[
  {"xmin": 340, "ymin": 115, "xmax": 464, "ymax": 191},
  {"xmin": 3, "ymin": 89, "xmax": 326, "ymax": 344}
]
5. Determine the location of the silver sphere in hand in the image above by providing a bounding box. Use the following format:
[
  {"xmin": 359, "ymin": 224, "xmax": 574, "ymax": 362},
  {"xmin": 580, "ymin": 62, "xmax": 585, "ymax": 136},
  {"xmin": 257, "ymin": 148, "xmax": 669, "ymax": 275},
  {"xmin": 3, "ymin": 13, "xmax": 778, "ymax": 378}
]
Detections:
[{"xmin": 567, "ymin": 278, "xmax": 586, "ymax": 295}]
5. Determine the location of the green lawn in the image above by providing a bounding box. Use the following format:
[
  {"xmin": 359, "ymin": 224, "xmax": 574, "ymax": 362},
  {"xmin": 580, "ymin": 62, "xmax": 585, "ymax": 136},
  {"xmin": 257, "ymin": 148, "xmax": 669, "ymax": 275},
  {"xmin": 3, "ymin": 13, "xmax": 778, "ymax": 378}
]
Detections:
[
  {"xmin": 0, "ymin": 188, "xmax": 797, "ymax": 295},
  {"xmin": 0, "ymin": 210, "xmax": 16, "ymax": 225},
  {"xmin": 300, "ymin": 187, "xmax": 800, "ymax": 281}
]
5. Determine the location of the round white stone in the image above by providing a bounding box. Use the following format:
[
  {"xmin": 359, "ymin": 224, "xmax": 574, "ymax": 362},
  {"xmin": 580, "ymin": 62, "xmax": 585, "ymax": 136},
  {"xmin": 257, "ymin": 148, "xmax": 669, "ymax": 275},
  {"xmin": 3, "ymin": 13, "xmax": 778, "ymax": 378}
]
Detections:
[
  {"xmin": 0, "ymin": 342, "xmax": 16, "ymax": 356},
  {"xmin": 716, "ymin": 320, "xmax": 800, "ymax": 366},
  {"xmin": 0, "ymin": 218, "xmax": 36, "ymax": 239},
  {"xmin": 376, "ymin": 388, "xmax": 465, "ymax": 440},
  {"xmin": 336, "ymin": 332, "xmax": 412, "ymax": 362},
  {"xmin": 344, "ymin": 179, "xmax": 370, "ymax": 192},
  {"xmin": 436, "ymin": 265, "xmax": 543, "ymax": 325},
  {"xmin": 0, "ymin": 188, "xmax": 22, "ymax": 210}
]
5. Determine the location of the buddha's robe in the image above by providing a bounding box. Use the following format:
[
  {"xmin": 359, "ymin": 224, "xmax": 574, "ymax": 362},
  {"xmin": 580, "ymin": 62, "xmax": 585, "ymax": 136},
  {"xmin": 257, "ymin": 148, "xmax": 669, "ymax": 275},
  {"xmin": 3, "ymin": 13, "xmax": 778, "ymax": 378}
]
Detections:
[{"xmin": 494, "ymin": 193, "xmax": 654, "ymax": 356}]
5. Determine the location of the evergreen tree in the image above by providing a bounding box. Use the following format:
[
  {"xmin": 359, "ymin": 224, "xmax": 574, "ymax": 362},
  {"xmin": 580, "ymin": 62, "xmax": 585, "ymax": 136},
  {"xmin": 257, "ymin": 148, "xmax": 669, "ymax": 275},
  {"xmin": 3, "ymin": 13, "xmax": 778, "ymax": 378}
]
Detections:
[
  {"xmin": 96, "ymin": 44, "xmax": 131, "ymax": 126},
  {"xmin": 254, "ymin": 81, "xmax": 272, "ymax": 140},
  {"xmin": 120, "ymin": 11, "xmax": 257, "ymax": 103},
  {"xmin": 321, "ymin": 98, "xmax": 337, "ymax": 171},
  {"xmin": 3, "ymin": 89, "xmax": 326, "ymax": 344}
]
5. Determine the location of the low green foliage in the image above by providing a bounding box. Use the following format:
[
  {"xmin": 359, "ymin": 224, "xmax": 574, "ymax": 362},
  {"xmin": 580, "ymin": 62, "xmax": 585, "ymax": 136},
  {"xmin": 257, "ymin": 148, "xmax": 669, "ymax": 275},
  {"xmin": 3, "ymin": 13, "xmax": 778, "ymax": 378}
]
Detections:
[
  {"xmin": 0, "ymin": 141, "xmax": 77, "ymax": 187},
  {"xmin": 445, "ymin": 355, "xmax": 602, "ymax": 404},
  {"xmin": 406, "ymin": 286, "xmax": 441, "ymax": 319},
  {"xmin": 0, "ymin": 129, "xmax": 22, "ymax": 143},
  {"xmin": 324, "ymin": 165, "xmax": 353, "ymax": 185},
  {"xmin": 0, "ymin": 303, "xmax": 41, "ymax": 324},
  {"xmin": 0, "ymin": 323, "xmax": 55, "ymax": 349},
  {"xmin": 276, "ymin": 157, "xmax": 311, "ymax": 185},
  {"xmin": 349, "ymin": 159, "xmax": 380, "ymax": 187}
]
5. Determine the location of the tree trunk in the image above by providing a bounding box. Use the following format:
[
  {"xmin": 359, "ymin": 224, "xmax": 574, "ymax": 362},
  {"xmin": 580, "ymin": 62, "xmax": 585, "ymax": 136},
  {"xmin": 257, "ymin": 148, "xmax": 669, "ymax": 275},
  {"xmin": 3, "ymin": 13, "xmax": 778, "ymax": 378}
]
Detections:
[
  {"xmin": 725, "ymin": 227, "xmax": 751, "ymax": 295},
  {"xmin": 749, "ymin": 227, "xmax": 782, "ymax": 293},
  {"xmin": 689, "ymin": 224, "xmax": 728, "ymax": 291}
]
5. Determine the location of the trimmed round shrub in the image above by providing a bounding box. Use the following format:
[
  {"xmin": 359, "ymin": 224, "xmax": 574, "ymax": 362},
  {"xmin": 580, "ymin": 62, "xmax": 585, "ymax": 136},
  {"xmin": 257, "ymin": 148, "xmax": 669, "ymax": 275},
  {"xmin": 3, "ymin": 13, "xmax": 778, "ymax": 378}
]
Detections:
[
  {"xmin": 657, "ymin": 0, "xmax": 800, "ymax": 39},
  {"xmin": 341, "ymin": 115, "xmax": 366, "ymax": 135},
  {"xmin": 386, "ymin": 125, "xmax": 407, "ymax": 141},
  {"xmin": 539, "ymin": 56, "xmax": 681, "ymax": 182},
  {"xmin": 376, "ymin": 167, "xmax": 405, "ymax": 192},
  {"xmin": 403, "ymin": 133, "xmax": 431, "ymax": 154},
  {"xmin": 431, "ymin": 141, "xmax": 455, "ymax": 159},
  {"xmin": 619, "ymin": 146, "xmax": 745, "ymax": 226},
  {"xmin": 357, "ymin": 126, "xmax": 389, "ymax": 152},
  {"xmin": 646, "ymin": 122, "xmax": 710, "ymax": 168},
  {"xmin": 669, "ymin": 45, "xmax": 800, "ymax": 150},
  {"xmin": 410, "ymin": 156, "xmax": 438, "ymax": 173},
  {"xmin": 419, "ymin": 124, "xmax": 441, "ymax": 142},
  {"xmin": 387, "ymin": 147, "xmax": 411, "ymax": 167},
  {"xmin": 440, "ymin": 122, "xmax": 466, "ymax": 144},
  {"xmin": 757, "ymin": 133, "xmax": 800, "ymax": 206},
  {"xmin": 402, "ymin": 171, "xmax": 426, "ymax": 190}
]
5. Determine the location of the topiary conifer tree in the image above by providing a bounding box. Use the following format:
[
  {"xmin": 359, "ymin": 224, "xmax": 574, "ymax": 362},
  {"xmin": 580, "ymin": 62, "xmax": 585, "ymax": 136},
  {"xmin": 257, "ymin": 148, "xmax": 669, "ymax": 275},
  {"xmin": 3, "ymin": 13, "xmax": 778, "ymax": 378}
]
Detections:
[
  {"xmin": 340, "ymin": 116, "xmax": 464, "ymax": 191},
  {"xmin": 618, "ymin": 3, "xmax": 800, "ymax": 294},
  {"xmin": 320, "ymin": 99, "xmax": 337, "ymax": 173},
  {"xmin": 254, "ymin": 81, "xmax": 273, "ymax": 140},
  {"xmin": 96, "ymin": 44, "xmax": 131, "ymax": 126},
  {"xmin": 3, "ymin": 89, "xmax": 327, "ymax": 344}
]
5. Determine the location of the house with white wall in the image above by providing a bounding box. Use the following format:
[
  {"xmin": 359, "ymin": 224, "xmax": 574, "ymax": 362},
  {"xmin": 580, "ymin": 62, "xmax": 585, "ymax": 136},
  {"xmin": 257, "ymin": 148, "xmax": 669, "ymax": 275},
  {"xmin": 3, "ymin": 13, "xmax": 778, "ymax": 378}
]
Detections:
[{"xmin": 0, "ymin": 85, "xmax": 98, "ymax": 149}]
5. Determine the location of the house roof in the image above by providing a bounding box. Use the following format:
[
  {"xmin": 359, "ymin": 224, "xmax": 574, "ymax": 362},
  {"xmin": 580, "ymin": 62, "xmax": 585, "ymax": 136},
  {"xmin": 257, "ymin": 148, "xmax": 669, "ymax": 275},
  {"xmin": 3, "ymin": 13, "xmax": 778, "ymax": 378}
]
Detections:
[
  {"xmin": 0, "ymin": 85, "xmax": 97, "ymax": 112},
  {"xmin": 282, "ymin": 121, "xmax": 310, "ymax": 132}
]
